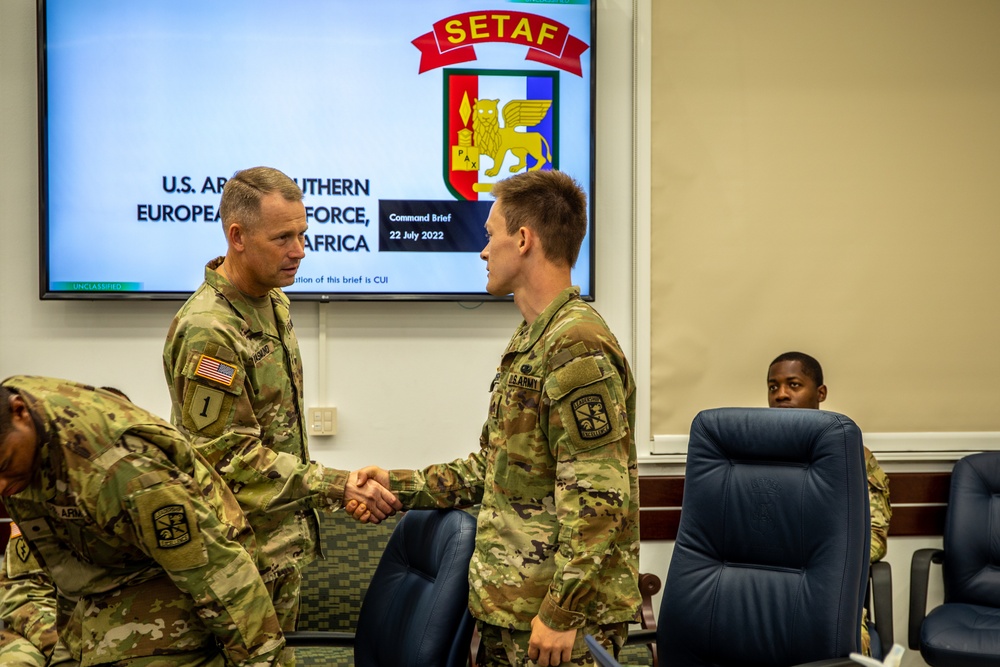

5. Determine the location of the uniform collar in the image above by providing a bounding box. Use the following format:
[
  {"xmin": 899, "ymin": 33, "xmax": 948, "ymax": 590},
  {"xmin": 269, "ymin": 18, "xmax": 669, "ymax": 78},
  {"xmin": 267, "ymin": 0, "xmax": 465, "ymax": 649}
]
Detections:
[
  {"xmin": 507, "ymin": 286, "xmax": 580, "ymax": 354},
  {"xmin": 204, "ymin": 257, "xmax": 282, "ymax": 336}
]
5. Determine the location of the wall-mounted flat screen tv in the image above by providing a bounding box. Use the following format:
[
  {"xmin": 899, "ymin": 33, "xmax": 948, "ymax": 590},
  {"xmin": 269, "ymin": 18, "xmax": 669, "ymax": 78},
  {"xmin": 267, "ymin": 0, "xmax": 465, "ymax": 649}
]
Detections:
[{"xmin": 38, "ymin": 0, "xmax": 596, "ymax": 301}]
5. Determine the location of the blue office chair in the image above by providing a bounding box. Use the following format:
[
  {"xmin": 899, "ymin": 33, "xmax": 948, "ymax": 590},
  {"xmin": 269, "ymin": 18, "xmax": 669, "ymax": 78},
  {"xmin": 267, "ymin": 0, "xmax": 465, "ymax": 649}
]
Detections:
[
  {"xmin": 908, "ymin": 451, "xmax": 1000, "ymax": 667},
  {"xmin": 286, "ymin": 508, "xmax": 477, "ymax": 667},
  {"xmin": 632, "ymin": 408, "xmax": 871, "ymax": 667}
]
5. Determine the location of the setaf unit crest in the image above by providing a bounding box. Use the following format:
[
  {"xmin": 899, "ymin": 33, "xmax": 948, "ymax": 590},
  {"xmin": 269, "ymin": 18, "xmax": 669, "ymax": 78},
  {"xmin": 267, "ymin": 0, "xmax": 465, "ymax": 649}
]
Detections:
[{"xmin": 443, "ymin": 70, "xmax": 559, "ymax": 200}]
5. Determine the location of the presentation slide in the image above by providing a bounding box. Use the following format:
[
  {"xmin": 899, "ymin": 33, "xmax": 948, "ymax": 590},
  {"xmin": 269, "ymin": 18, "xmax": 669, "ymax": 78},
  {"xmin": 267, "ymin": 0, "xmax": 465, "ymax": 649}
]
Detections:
[{"xmin": 40, "ymin": 0, "xmax": 595, "ymax": 299}]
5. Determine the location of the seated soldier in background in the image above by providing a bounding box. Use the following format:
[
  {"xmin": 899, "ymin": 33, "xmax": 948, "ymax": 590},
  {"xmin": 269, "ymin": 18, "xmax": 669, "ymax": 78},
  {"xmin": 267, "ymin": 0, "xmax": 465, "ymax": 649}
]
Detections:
[{"xmin": 767, "ymin": 351, "xmax": 891, "ymax": 656}]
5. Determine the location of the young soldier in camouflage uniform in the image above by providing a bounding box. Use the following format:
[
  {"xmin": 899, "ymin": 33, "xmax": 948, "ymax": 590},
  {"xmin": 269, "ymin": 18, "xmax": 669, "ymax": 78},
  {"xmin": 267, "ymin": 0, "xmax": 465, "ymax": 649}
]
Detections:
[
  {"xmin": 162, "ymin": 167, "xmax": 400, "ymax": 648},
  {"xmin": 0, "ymin": 376, "xmax": 285, "ymax": 666},
  {"xmin": 767, "ymin": 351, "xmax": 892, "ymax": 657},
  {"xmin": 355, "ymin": 170, "xmax": 640, "ymax": 666}
]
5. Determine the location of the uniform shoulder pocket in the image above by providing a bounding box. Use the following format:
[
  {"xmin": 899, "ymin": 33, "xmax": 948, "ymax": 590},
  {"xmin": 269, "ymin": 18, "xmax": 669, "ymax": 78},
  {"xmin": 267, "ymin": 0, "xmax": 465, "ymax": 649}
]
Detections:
[
  {"xmin": 130, "ymin": 484, "xmax": 208, "ymax": 572},
  {"xmin": 547, "ymin": 353, "xmax": 627, "ymax": 455},
  {"xmin": 180, "ymin": 346, "xmax": 243, "ymax": 437}
]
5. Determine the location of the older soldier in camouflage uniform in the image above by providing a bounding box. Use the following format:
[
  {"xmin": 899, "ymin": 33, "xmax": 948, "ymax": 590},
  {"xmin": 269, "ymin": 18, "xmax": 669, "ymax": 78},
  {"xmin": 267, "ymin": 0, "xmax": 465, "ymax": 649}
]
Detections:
[
  {"xmin": 0, "ymin": 376, "xmax": 285, "ymax": 666},
  {"xmin": 162, "ymin": 167, "xmax": 399, "ymax": 650},
  {"xmin": 767, "ymin": 351, "xmax": 892, "ymax": 657},
  {"xmin": 356, "ymin": 170, "xmax": 640, "ymax": 667}
]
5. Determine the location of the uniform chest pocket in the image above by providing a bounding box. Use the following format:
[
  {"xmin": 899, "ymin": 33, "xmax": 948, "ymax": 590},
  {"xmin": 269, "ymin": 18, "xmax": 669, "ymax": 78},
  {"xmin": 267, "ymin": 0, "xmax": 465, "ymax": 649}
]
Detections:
[
  {"xmin": 497, "ymin": 370, "xmax": 544, "ymax": 431},
  {"xmin": 57, "ymin": 510, "xmax": 132, "ymax": 566}
]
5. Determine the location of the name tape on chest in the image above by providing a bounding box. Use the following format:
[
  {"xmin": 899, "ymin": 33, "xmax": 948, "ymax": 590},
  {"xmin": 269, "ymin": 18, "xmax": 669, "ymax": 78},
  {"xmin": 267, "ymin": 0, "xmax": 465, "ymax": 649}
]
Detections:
[
  {"xmin": 506, "ymin": 372, "xmax": 542, "ymax": 392},
  {"xmin": 251, "ymin": 342, "xmax": 273, "ymax": 365},
  {"xmin": 53, "ymin": 505, "xmax": 87, "ymax": 521}
]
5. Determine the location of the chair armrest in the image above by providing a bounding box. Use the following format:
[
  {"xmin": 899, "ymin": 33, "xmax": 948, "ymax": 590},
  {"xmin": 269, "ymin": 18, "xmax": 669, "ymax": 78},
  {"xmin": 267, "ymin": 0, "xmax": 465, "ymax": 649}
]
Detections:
[
  {"xmin": 637, "ymin": 572, "xmax": 661, "ymax": 630},
  {"xmin": 870, "ymin": 560, "xmax": 894, "ymax": 656},
  {"xmin": 908, "ymin": 548, "xmax": 944, "ymax": 650},
  {"xmin": 625, "ymin": 628, "xmax": 657, "ymax": 645},
  {"xmin": 283, "ymin": 630, "xmax": 356, "ymax": 647}
]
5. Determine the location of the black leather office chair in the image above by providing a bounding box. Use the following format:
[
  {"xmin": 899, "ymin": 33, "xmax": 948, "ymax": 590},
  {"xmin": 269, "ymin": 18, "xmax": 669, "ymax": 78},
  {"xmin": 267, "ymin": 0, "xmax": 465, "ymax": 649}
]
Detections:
[
  {"xmin": 287, "ymin": 508, "xmax": 477, "ymax": 667},
  {"xmin": 629, "ymin": 408, "xmax": 871, "ymax": 667},
  {"xmin": 908, "ymin": 451, "xmax": 1000, "ymax": 667}
]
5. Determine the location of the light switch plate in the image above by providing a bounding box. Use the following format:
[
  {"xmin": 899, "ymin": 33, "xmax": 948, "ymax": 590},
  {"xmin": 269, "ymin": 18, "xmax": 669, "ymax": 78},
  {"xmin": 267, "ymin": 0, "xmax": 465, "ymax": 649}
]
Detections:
[{"xmin": 308, "ymin": 407, "xmax": 337, "ymax": 436}]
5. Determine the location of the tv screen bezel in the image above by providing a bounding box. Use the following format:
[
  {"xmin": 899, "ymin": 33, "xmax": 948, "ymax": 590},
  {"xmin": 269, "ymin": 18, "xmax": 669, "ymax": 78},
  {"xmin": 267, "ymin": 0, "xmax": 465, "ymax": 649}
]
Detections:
[{"xmin": 35, "ymin": 0, "xmax": 598, "ymax": 302}]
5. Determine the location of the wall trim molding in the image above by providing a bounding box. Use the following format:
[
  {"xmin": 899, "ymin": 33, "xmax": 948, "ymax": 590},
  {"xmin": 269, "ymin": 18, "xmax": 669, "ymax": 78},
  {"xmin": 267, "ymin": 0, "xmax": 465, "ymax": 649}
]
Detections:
[{"xmin": 646, "ymin": 431, "xmax": 1000, "ymax": 465}]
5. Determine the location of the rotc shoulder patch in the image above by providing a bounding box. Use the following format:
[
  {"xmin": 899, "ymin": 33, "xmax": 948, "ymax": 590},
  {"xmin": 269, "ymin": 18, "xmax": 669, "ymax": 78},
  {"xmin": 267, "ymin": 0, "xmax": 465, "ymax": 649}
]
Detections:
[
  {"xmin": 133, "ymin": 486, "xmax": 208, "ymax": 571},
  {"xmin": 153, "ymin": 504, "xmax": 191, "ymax": 548},
  {"xmin": 572, "ymin": 393, "xmax": 612, "ymax": 440},
  {"xmin": 194, "ymin": 354, "xmax": 237, "ymax": 386}
]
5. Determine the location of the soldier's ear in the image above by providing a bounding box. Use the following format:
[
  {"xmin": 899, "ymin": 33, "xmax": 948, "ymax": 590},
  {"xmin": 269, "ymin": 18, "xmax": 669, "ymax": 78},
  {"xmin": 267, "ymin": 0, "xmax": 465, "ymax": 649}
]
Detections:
[
  {"xmin": 518, "ymin": 227, "xmax": 537, "ymax": 256},
  {"xmin": 227, "ymin": 222, "xmax": 247, "ymax": 251},
  {"xmin": 7, "ymin": 395, "xmax": 37, "ymax": 442}
]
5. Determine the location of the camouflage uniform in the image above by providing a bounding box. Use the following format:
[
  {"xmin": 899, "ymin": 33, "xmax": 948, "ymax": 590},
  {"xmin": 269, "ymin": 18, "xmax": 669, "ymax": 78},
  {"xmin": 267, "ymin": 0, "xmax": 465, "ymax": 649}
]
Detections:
[
  {"xmin": 163, "ymin": 258, "xmax": 350, "ymax": 631},
  {"xmin": 389, "ymin": 288, "xmax": 640, "ymax": 664},
  {"xmin": 862, "ymin": 445, "xmax": 892, "ymax": 656},
  {"xmin": 866, "ymin": 446, "xmax": 892, "ymax": 563},
  {"xmin": 0, "ymin": 376, "xmax": 284, "ymax": 666},
  {"xmin": 0, "ymin": 524, "xmax": 66, "ymax": 665}
]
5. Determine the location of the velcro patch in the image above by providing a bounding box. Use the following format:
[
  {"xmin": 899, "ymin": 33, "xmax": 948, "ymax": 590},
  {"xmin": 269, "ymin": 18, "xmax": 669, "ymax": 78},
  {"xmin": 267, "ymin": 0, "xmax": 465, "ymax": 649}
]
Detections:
[
  {"xmin": 153, "ymin": 504, "xmax": 191, "ymax": 548},
  {"xmin": 187, "ymin": 384, "xmax": 225, "ymax": 430},
  {"xmin": 572, "ymin": 393, "xmax": 612, "ymax": 440},
  {"xmin": 194, "ymin": 354, "xmax": 237, "ymax": 386},
  {"xmin": 15, "ymin": 537, "xmax": 30, "ymax": 563},
  {"xmin": 132, "ymin": 486, "xmax": 208, "ymax": 571}
]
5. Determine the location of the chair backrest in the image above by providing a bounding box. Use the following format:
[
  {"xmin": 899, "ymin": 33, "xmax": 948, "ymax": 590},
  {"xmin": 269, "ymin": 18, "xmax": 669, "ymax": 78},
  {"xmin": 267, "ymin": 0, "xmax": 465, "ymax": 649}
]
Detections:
[
  {"xmin": 941, "ymin": 451, "xmax": 1000, "ymax": 607},
  {"xmin": 659, "ymin": 407, "xmax": 871, "ymax": 666},
  {"xmin": 355, "ymin": 509, "xmax": 477, "ymax": 667}
]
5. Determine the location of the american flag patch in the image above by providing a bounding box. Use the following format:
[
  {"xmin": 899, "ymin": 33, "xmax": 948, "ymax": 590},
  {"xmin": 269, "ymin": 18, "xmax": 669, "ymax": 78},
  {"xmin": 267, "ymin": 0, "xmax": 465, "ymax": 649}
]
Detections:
[{"xmin": 195, "ymin": 355, "xmax": 237, "ymax": 386}]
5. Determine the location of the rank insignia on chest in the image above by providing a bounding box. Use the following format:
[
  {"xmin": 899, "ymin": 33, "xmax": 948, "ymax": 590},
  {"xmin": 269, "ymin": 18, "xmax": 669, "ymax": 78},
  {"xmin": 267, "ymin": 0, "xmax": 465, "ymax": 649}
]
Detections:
[{"xmin": 153, "ymin": 504, "xmax": 191, "ymax": 548}]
